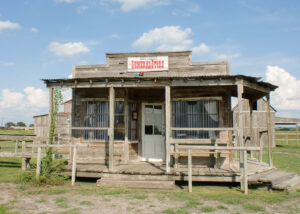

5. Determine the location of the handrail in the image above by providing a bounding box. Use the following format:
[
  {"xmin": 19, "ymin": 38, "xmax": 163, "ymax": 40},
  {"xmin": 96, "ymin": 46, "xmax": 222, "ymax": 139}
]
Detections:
[
  {"xmin": 170, "ymin": 127, "xmax": 237, "ymax": 131},
  {"xmin": 71, "ymin": 127, "xmax": 109, "ymax": 130}
]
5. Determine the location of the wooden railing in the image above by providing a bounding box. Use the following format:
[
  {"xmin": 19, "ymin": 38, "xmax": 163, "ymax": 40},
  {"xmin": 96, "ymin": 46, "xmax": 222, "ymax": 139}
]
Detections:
[
  {"xmin": 275, "ymin": 133, "xmax": 298, "ymax": 145},
  {"xmin": 178, "ymin": 145, "xmax": 260, "ymax": 194}
]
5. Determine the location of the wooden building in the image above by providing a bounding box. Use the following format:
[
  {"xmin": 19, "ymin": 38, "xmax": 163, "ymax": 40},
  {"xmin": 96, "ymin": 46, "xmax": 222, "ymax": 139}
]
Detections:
[
  {"xmin": 43, "ymin": 51, "xmax": 277, "ymax": 190},
  {"xmin": 233, "ymin": 98, "xmax": 276, "ymax": 147}
]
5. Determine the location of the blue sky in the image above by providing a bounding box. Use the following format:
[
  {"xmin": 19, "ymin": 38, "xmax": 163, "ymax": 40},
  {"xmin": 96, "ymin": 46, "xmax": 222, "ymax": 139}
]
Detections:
[{"xmin": 1, "ymin": 0, "xmax": 300, "ymax": 125}]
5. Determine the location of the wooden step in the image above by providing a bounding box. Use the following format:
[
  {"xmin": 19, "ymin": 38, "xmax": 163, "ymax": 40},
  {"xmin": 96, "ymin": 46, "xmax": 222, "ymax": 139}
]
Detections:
[
  {"xmin": 97, "ymin": 178, "xmax": 175, "ymax": 189},
  {"xmin": 273, "ymin": 176, "xmax": 300, "ymax": 192}
]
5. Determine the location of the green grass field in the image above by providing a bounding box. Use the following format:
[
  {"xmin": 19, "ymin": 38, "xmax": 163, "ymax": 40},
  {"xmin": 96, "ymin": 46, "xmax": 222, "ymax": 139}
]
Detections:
[
  {"xmin": 0, "ymin": 129, "xmax": 34, "ymax": 135},
  {"xmin": 0, "ymin": 130, "xmax": 300, "ymax": 213}
]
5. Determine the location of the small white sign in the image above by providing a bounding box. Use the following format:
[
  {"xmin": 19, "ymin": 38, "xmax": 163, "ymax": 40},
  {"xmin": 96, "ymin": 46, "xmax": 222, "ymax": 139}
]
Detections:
[{"xmin": 128, "ymin": 56, "xmax": 168, "ymax": 72}]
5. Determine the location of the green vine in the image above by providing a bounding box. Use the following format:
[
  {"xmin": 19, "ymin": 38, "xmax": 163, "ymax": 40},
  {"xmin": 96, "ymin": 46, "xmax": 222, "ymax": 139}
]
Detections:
[{"xmin": 42, "ymin": 88, "xmax": 63, "ymax": 175}]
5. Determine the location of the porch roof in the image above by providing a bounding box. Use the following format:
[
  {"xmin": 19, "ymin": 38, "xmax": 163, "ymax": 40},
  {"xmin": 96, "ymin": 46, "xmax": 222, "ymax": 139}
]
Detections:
[{"xmin": 43, "ymin": 74, "xmax": 277, "ymax": 100}]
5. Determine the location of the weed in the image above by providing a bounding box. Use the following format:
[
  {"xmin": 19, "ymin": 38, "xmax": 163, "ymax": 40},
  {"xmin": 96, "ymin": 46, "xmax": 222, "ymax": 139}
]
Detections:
[
  {"xmin": 79, "ymin": 201, "xmax": 93, "ymax": 206},
  {"xmin": 0, "ymin": 204, "xmax": 21, "ymax": 214},
  {"xmin": 217, "ymin": 204, "xmax": 228, "ymax": 210},
  {"xmin": 48, "ymin": 189, "xmax": 68, "ymax": 195},
  {"xmin": 185, "ymin": 199, "xmax": 202, "ymax": 208},
  {"xmin": 162, "ymin": 208, "xmax": 190, "ymax": 214},
  {"xmin": 243, "ymin": 203, "xmax": 266, "ymax": 212},
  {"xmin": 201, "ymin": 206, "xmax": 216, "ymax": 212},
  {"xmin": 55, "ymin": 197, "xmax": 66, "ymax": 203},
  {"xmin": 60, "ymin": 208, "xmax": 81, "ymax": 214},
  {"xmin": 36, "ymin": 198, "xmax": 46, "ymax": 203}
]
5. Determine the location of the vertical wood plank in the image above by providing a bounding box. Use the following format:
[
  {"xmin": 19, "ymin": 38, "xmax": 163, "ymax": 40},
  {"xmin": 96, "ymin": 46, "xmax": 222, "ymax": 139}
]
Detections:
[
  {"xmin": 296, "ymin": 124, "xmax": 298, "ymax": 146},
  {"xmin": 259, "ymin": 132, "xmax": 263, "ymax": 162},
  {"xmin": 165, "ymin": 86, "xmax": 171, "ymax": 173},
  {"xmin": 36, "ymin": 145, "xmax": 42, "ymax": 179},
  {"xmin": 249, "ymin": 101, "xmax": 254, "ymax": 159},
  {"xmin": 237, "ymin": 82, "xmax": 244, "ymax": 190},
  {"xmin": 48, "ymin": 87, "xmax": 54, "ymax": 144},
  {"xmin": 15, "ymin": 140, "xmax": 18, "ymax": 153},
  {"xmin": 266, "ymin": 93, "xmax": 273, "ymax": 167},
  {"xmin": 124, "ymin": 88, "xmax": 129, "ymax": 164},
  {"xmin": 188, "ymin": 149, "xmax": 192, "ymax": 193},
  {"xmin": 21, "ymin": 141, "xmax": 26, "ymax": 171},
  {"xmin": 243, "ymin": 150, "xmax": 248, "ymax": 194},
  {"xmin": 71, "ymin": 145, "xmax": 77, "ymax": 186},
  {"xmin": 109, "ymin": 87, "xmax": 115, "ymax": 171}
]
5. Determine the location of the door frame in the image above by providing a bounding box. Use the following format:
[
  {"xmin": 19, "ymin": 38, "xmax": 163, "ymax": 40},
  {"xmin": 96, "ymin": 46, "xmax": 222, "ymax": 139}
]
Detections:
[{"xmin": 141, "ymin": 102, "xmax": 165, "ymax": 162}]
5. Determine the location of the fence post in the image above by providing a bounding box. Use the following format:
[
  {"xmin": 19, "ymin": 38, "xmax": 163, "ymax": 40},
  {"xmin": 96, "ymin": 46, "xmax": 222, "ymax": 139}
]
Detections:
[
  {"xmin": 36, "ymin": 145, "xmax": 42, "ymax": 179},
  {"xmin": 243, "ymin": 149, "xmax": 248, "ymax": 194},
  {"xmin": 15, "ymin": 140, "xmax": 18, "ymax": 153},
  {"xmin": 21, "ymin": 141, "xmax": 26, "ymax": 171},
  {"xmin": 188, "ymin": 149, "xmax": 192, "ymax": 193},
  {"xmin": 71, "ymin": 145, "xmax": 77, "ymax": 186}
]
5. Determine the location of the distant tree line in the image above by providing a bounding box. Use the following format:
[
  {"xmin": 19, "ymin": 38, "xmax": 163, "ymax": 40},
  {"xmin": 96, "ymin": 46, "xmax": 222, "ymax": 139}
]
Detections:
[{"xmin": 4, "ymin": 121, "xmax": 34, "ymax": 127}]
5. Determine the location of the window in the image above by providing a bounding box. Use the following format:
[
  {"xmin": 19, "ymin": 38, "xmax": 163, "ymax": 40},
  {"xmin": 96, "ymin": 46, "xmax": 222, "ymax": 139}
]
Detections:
[
  {"xmin": 172, "ymin": 100, "xmax": 219, "ymax": 139},
  {"xmin": 83, "ymin": 101, "xmax": 109, "ymax": 140},
  {"xmin": 128, "ymin": 102, "xmax": 138, "ymax": 140},
  {"xmin": 114, "ymin": 101, "xmax": 125, "ymax": 140},
  {"xmin": 83, "ymin": 101, "xmax": 135, "ymax": 141}
]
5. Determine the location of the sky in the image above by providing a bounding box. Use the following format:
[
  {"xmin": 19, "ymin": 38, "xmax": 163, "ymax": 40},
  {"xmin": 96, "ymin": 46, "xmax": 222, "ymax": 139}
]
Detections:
[{"xmin": 1, "ymin": 0, "xmax": 300, "ymax": 126}]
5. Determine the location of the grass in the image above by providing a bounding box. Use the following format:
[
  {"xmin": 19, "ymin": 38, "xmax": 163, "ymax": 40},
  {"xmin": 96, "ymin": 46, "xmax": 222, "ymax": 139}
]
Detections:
[
  {"xmin": 0, "ymin": 204, "xmax": 21, "ymax": 214},
  {"xmin": 201, "ymin": 206, "xmax": 216, "ymax": 212},
  {"xmin": 162, "ymin": 208, "xmax": 190, "ymax": 214},
  {"xmin": 0, "ymin": 157, "xmax": 22, "ymax": 183},
  {"xmin": 243, "ymin": 203, "xmax": 266, "ymax": 212},
  {"xmin": 60, "ymin": 208, "xmax": 81, "ymax": 214},
  {"xmin": 55, "ymin": 197, "xmax": 68, "ymax": 208},
  {"xmin": 0, "ymin": 129, "xmax": 34, "ymax": 135},
  {"xmin": 79, "ymin": 201, "xmax": 93, "ymax": 206}
]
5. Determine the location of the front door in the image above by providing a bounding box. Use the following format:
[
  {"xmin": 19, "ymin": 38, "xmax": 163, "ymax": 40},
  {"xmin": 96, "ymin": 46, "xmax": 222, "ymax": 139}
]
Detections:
[{"xmin": 142, "ymin": 103, "xmax": 165, "ymax": 161}]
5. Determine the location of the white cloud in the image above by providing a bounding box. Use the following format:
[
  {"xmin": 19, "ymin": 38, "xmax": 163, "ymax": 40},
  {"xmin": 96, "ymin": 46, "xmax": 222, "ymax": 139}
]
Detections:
[
  {"xmin": 55, "ymin": 0, "xmax": 79, "ymax": 3},
  {"xmin": 133, "ymin": 26, "xmax": 210, "ymax": 54},
  {"xmin": 0, "ymin": 20, "xmax": 21, "ymax": 32},
  {"xmin": 112, "ymin": 0, "xmax": 169, "ymax": 12},
  {"xmin": 24, "ymin": 87, "xmax": 48, "ymax": 108},
  {"xmin": 30, "ymin": 27, "xmax": 39, "ymax": 33},
  {"xmin": 0, "ymin": 89, "xmax": 24, "ymax": 108},
  {"xmin": 172, "ymin": 3, "xmax": 201, "ymax": 16},
  {"xmin": 109, "ymin": 33, "xmax": 120, "ymax": 39},
  {"xmin": 192, "ymin": 43, "xmax": 210, "ymax": 55},
  {"xmin": 77, "ymin": 5, "xmax": 88, "ymax": 14},
  {"xmin": 0, "ymin": 61, "xmax": 15, "ymax": 66},
  {"xmin": 132, "ymin": 26, "xmax": 193, "ymax": 51},
  {"xmin": 48, "ymin": 41, "xmax": 90, "ymax": 57},
  {"xmin": 265, "ymin": 65, "xmax": 300, "ymax": 110},
  {"xmin": 216, "ymin": 53, "xmax": 240, "ymax": 61}
]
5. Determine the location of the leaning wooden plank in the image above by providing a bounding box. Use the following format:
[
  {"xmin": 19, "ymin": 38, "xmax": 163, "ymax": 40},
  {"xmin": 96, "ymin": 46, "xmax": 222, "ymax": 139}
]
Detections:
[
  {"xmin": 97, "ymin": 178, "xmax": 175, "ymax": 189},
  {"xmin": 272, "ymin": 176, "xmax": 300, "ymax": 191}
]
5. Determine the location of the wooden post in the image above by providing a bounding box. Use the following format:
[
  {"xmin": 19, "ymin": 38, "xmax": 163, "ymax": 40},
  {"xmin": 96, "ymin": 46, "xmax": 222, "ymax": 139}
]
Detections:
[
  {"xmin": 165, "ymin": 86, "xmax": 171, "ymax": 173},
  {"xmin": 15, "ymin": 140, "xmax": 18, "ymax": 153},
  {"xmin": 249, "ymin": 101, "xmax": 254, "ymax": 159},
  {"xmin": 237, "ymin": 82, "xmax": 244, "ymax": 190},
  {"xmin": 123, "ymin": 88, "xmax": 129, "ymax": 164},
  {"xmin": 36, "ymin": 145, "xmax": 42, "ymax": 179},
  {"xmin": 71, "ymin": 145, "xmax": 77, "ymax": 186},
  {"xmin": 188, "ymin": 149, "xmax": 192, "ymax": 193},
  {"xmin": 259, "ymin": 132, "xmax": 263, "ymax": 162},
  {"xmin": 296, "ymin": 124, "xmax": 298, "ymax": 146},
  {"xmin": 48, "ymin": 87, "xmax": 54, "ymax": 144},
  {"xmin": 109, "ymin": 87, "xmax": 115, "ymax": 171},
  {"xmin": 21, "ymin": 141, "xmax": 26, "ymax": 171},
  {"xmin": 243, "ymin": 150, "xmax": 248, "ymax": 194},
  {"xmin": 266, "ymin": 93, "xmax": 273, "ymax": 167}
]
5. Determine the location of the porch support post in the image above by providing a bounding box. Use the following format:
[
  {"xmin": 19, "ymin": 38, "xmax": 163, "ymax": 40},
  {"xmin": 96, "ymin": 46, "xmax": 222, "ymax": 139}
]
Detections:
[
  {"xmin": 109, "ymin": 87, "xmax": 115, "ymax": 171},
  {"xmin": 237, "ymin": 81, "xmax": 244, "ymax": 191},
  {"xmin": 123, "ymin": 88, "xmax": 129, "ymax": 164},
  {"xmin": 296, "ymin": 123, "xmax": 298, "ymax": 146},
  {"xmin": 266, "ymin": 93, "xmax": 273, "ymax": 167},
  {"xmin": 249, "ymin": 100, "xmax": 254, "ymax": 159},
  {"xmin": 165, "ymin": 85, "xmax": 171, "ymax": 173},
  {"xmin": 48, "ymin": 87, "xmax": 54, "ymax": 144}
]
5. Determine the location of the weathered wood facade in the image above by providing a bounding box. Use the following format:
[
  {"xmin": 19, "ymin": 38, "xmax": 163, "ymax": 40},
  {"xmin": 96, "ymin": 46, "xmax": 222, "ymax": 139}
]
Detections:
[{"xmin": 43, "ymin": 51, "xmax": 277, "ymax": 191}]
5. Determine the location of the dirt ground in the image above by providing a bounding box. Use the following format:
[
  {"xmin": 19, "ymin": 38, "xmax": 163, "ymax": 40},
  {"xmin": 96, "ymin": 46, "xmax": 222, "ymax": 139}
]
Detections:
[{"xmin": 1, "ymin": 182, "xmax": 300, "ymax": 214}]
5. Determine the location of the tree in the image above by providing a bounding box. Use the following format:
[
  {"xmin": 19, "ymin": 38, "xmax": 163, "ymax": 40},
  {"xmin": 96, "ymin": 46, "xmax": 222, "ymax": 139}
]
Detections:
[
  {"xmin": 29, "ymin": 124, "xmax": 34, "ymax": 127},
  {"xmin": 16, "ymin": 121, "xmax": 26, "ymax": 127},
  {"xmin": 5, "ymin": 122, "xmax": 15, "ymax": 127}
]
